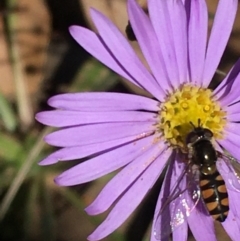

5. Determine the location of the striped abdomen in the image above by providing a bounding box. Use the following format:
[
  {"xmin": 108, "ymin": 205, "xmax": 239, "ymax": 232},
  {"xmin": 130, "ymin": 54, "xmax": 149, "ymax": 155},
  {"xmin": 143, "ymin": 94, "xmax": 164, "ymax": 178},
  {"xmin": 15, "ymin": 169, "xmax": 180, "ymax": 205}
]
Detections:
[{"xmin": 200, "ymin": 170, "xmax": 229, "ymax": 222}]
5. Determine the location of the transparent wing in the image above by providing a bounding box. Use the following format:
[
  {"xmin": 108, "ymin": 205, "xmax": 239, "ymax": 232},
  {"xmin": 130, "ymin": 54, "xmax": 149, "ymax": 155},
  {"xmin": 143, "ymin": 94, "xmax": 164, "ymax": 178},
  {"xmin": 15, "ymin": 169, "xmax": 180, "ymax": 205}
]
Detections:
[
  {"xmin": 153, "ymin": 162, "xmax": 201, "ymax": 240},
  {"xmin": 218, "ymin": 152, "xmax": 240, "ymax": 192}
]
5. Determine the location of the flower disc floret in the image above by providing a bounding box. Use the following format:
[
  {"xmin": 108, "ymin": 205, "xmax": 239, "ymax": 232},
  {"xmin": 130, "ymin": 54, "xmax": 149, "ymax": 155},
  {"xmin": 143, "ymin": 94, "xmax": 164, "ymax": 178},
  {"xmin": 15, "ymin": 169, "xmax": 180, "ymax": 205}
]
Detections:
[{"xmin": 158, "ymin": 84, "xmax": 227, "ymax": 150}]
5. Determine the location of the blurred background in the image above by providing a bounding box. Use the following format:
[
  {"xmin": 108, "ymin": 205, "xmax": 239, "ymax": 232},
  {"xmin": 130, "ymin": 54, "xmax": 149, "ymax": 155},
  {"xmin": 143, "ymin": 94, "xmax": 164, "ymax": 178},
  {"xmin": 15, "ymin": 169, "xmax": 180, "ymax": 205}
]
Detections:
[{"xmin": 0, "ymin": 0, "xmax": 239, "ymax": 240}]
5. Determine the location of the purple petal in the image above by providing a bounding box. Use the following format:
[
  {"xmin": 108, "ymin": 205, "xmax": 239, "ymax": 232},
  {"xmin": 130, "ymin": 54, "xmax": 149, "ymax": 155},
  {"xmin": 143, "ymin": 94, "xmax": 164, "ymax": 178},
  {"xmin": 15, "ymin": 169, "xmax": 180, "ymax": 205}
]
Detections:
[
  {"xmin": 90, "ymin": 9, "xmax": 165, "ymax": 101},
  {"xmin": 69, "ymin": 26, "xmax": 141, "ymax": 88},
  {"xmin": 166, "ymin": 0, "xmax": 188, "ymax": 84},
  {"xmin": 226, "ymin": 102, "xmax": 240, "ymax": 115},
  {"xmin": 127, "ymin": 0, "xmax": 171, "ymax": 92},
  {"xmin": 188, "ymin": 0, "xmax": 208, "ymax": 84},
  {"xmin": 218, "ymin": 139, "xmax": 240, "ymax": 161},
  {"xmin": 187, "ymin": 201, "xmax": 217, "ymax": 241},
  {"xmin": 217, "ymin": 72, "xmax": 240, "ymax": 107},
  {"xmin": 36, "ymin": 110, "xmax": 156, "ymax": 127},
  {"xmin": 152, "ymin": 153, "xmax": 189, "ymax": 241},
  {"xmin": 172, "ymin": 221, "xmax": 188, "ymax": 241},
  {"xmin": 222, "ymin": 211, "xmax": 240, "ymax": 241},
  {"xmin": 227, "ymin": 113, "xmax": 240, "ymax": 122},
  {"xmin": 183, "ymin": 0, "xmax": 191, "ymax": 20},
  {"xmin": 85, "ymin": 140, "xmax": 167, "ymax": 215},
  {"xmin": 55, "ymin": 135, "xmax": 156, "ymax": 186},
  {"xmin": 202, "ymin": 0, "xmax": 238, "ymax": 87},
  {"xmin": 224, "ymin": 124, "xmax": 240, "ymax": 144},
  {"xmin": 39, "ymin": 134, "xmax": 155, "ymax": 165},
  {"xmin": 217, "ymin": 161, "xmax": 240, "ymax": 240},
  {"xmin": 217, "ymin": 160, "xmax": 240, "ymax": 215},
  {"xmin": 45, "ymin": 122, "xmax": 155, "ymax": 147},
  {"xmin": 87, "ymin": 148, "xmax": 172, "ymax": 241},
  {"xmin": 47, "ymin": 92, "xmax": 159, "ymax": 112},
  {"xmin": 148, "ymin": 0, "xmax": 180, "ymax": 86},
  {"xmin": 213, "ymin": 58, "xmax": 240, "ymax": 99},
  {"xmin": 224, "ymin": 122, "xmax": 240, "ymax": 137},
  {"xmin": 226, "ymin": 190, "xmax": 240, "ymax": 219},
  {"xmin": 151, "ymin": 163, "xmax": 172, "ymax": 241}
]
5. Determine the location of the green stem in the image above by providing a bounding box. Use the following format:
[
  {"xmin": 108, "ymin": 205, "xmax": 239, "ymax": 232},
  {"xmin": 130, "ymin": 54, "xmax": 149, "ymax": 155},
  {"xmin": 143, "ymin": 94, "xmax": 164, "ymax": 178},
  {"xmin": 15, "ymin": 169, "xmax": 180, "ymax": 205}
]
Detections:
[{"xmin": 0, "ymin": 127, "xmax": 52, "ymax": 220}]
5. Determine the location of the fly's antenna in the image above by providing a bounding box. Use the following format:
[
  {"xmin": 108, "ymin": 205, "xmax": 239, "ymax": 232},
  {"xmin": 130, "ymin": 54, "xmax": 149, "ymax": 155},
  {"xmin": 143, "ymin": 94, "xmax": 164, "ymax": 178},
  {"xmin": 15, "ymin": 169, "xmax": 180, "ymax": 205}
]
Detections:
[
  {"xmin": 190, "ymin": 119, "xmax": 202, "ymax": 130},
  {"xmin": 197, "ymin": 118, "xmax": 202, "ymax": 127},
  {"xmin": 189, "ymin": 121, "xmax": 196, "ymax": 130}
]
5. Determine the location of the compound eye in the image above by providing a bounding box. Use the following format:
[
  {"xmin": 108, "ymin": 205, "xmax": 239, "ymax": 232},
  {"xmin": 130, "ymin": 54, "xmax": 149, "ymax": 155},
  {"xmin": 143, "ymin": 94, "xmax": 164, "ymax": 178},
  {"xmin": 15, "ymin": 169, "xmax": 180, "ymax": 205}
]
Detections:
[
  {"xmin": 186, "ymin": 132, "xmax": 199, "ymax": 145},
  {"xmin": 203, "ymin": 128, "xmax": 213, "ymax": 139}
]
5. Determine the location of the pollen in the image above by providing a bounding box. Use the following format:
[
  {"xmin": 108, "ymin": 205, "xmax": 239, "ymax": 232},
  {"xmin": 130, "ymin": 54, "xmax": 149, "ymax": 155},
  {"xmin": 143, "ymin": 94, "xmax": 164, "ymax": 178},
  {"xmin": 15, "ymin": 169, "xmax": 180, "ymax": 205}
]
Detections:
[{"xmin": 157, "ymin": 84, "xmax": 227, "ymax": 151}]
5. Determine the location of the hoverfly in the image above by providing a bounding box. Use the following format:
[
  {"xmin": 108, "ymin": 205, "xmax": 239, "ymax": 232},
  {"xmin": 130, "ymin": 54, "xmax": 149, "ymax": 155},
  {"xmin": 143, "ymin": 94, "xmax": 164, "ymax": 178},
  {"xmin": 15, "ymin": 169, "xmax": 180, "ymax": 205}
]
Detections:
[{"xmin": 154, "ymin": 119, "xmax": 240, "ymax": 240}]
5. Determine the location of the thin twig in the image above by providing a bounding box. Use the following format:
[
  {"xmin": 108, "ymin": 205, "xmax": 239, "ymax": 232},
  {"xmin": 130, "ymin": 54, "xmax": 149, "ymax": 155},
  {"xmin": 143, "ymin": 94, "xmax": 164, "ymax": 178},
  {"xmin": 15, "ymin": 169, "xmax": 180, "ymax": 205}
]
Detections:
[
  {"xmin": 0, "ymin": 127, "xmax": 52, "ymax": 221},
  {"xmin": 216, "ymin": 69, "xmax": 227, "ymax": 77},
  {"xmin": 5, "ymin": 0, "xmax": 33, "ymax": 130}
]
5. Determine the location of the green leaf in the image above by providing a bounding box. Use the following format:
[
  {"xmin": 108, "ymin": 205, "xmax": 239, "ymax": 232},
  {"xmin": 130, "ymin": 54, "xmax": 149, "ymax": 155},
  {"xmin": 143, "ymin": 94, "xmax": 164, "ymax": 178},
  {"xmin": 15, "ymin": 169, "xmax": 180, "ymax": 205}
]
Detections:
[
  {"xmin": 71, "ymin": 58, "xmax": 119, "ymax": 92},
  {"xmin": 39, "ymin": 174, "xmax": 56, "ymax": 241},
  {"xmin": 23, "ymin": 179, "xmax": 39, "ymax": 240},
  {"xmin": 0, "ymin": 133, "xmax": 22, "ymax": 161},
  {"xmin": 0, "ymin": 93, "xmax": 17, "ymax": 131}
]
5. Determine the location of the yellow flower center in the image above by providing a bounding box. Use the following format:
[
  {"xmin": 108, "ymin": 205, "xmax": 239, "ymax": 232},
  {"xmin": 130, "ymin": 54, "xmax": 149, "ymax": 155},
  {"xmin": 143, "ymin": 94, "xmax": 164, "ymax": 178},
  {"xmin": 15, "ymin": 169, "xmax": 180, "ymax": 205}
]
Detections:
[{"xmin": 158, "ymin": 84, "xmax": 227, "ymax": 152}]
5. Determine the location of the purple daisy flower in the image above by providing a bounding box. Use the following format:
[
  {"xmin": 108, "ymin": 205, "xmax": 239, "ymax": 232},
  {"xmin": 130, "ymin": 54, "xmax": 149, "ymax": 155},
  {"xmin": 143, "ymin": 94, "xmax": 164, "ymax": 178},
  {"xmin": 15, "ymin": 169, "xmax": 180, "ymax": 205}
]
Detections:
[{"xmin": 36, "ymin": 0, "xmax": 240, "ymax": 240}]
